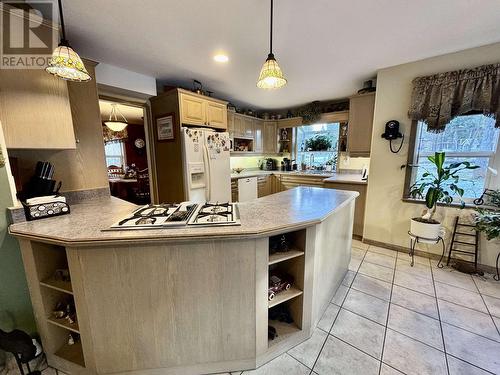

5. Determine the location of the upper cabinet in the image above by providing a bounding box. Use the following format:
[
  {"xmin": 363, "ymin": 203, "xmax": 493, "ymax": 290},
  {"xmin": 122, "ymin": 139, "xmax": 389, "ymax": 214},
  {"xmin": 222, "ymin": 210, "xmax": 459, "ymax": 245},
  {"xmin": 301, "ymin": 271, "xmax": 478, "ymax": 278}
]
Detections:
[
  {"xmin": 0, "ymin": 69, "xmax": 76, "ymax": 149},
  {"xmin": 253, "ymin": 120, "xmax": 263, "ymax": 153},
  {"xmin": 277, "ymin": 117, "xmax": 302, "ymax": 128},
  {"xmin": 263, "ymin": 121, "xmax": 277, "ymax": 154},
  {"xmin": 178, "ymin": 91, "xmax": 227, "ymax": 130},
  {"xmin": 347, "ymin": 92, "xmax": 375, "ymax": 157}
]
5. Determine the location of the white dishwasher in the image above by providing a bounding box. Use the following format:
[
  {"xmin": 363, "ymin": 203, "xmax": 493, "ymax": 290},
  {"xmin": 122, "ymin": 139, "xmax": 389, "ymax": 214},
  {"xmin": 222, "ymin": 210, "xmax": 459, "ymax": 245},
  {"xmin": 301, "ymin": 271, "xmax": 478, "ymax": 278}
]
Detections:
[{"xmin": 237, "ymin": 177, "xmax": 258, "ymax": 202}]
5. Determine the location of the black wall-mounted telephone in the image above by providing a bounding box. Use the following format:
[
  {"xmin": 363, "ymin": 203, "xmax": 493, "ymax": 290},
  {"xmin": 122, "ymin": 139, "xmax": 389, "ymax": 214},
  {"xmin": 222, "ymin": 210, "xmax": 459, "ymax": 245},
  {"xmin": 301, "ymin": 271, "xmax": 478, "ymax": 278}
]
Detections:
[{"xmin": 381, "ymin": 120, "xmax": 404, "ymax": 153}]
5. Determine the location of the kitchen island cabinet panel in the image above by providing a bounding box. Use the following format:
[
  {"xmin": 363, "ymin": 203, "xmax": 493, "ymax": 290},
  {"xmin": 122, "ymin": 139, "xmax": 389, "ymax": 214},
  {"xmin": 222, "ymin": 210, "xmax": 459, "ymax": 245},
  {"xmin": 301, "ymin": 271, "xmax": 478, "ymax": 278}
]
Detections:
[
  {"xmin": 11, "ymin": 188, "xmax": 357, "ymax": 375},
  {"xmin": 73, "ymin": 240, "xmax": 259, "ymax": 373}
]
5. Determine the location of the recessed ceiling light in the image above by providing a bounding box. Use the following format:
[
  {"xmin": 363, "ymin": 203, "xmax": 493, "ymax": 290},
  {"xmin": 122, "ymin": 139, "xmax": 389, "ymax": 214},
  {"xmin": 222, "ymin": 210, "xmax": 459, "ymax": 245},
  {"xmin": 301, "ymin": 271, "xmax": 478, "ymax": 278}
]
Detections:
[{"xmin": 213, "ymin": 54, "xmax": 229, "ymax": 63}]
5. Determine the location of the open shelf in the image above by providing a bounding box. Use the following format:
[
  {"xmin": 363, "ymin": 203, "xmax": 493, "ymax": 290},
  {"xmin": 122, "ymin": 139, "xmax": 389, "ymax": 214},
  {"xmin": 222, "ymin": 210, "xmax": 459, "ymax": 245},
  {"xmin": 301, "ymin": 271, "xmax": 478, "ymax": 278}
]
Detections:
[
  {"xmin": 47, "ymin": 316, "xmax": 79, "ymax": 334},
  {"xmin": 268, "ymin": 287, "xmax": 303, "ymax": 308},
  {"xmin": 55, "ymin": 341, "xmax": 85, "ymax": 367},
  {"xmin": 40, "ymin": 277, "xmax": 73, "ymax": 295},
  {"xmin": 269, "ymin": 249, "xmax": 304, "ymax": 265},
  {"xmin": 268, "ymin": 319, "xmax": 301, "ymax": 348}
]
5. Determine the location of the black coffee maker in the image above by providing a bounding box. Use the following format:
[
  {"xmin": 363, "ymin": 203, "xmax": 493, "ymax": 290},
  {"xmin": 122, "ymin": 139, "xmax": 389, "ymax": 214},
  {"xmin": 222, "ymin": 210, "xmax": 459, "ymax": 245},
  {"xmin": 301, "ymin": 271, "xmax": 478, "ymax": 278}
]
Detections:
[
  {"xmin": 265, "ymin": 158, "xmax": 277, "ymax": 171},
  {"xmin": 283, "ymin": 158, "xmax": 293, "ymax": 171}
]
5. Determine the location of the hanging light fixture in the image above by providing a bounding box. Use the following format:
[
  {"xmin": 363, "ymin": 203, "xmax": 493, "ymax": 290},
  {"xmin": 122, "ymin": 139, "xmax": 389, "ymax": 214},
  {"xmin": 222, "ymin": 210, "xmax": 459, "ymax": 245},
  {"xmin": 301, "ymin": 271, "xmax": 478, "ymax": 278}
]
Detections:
[
  {"xmin": 257, "ymin": 0, "xmax": 287, "ymax": 89},
  {"xmin": 104, "ymin": 104, "xmax": 128, "ymax": 132},
  {"xmin": 46, "ymin": 0, "xmax": 91, "ymax": 82}
]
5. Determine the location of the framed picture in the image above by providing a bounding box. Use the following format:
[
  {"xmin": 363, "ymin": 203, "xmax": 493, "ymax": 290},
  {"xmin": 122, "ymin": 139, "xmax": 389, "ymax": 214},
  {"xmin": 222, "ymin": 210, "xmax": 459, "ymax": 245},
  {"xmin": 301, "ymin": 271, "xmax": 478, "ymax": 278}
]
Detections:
[{"xmin": 156, "ymin": 114, "xmax": 175, "ymax": 141}]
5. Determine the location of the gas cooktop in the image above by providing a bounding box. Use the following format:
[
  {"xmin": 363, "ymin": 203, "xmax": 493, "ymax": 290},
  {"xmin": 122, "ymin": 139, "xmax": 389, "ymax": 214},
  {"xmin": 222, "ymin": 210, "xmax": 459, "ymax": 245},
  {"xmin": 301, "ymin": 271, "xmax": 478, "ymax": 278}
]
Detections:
[
  {"xmin": 188, "ymin": 202, "xmax": 240, "ymax": 226},
  {"xmin": 108, "ymin": 202, "xmax": 240, "ymax": 230}
]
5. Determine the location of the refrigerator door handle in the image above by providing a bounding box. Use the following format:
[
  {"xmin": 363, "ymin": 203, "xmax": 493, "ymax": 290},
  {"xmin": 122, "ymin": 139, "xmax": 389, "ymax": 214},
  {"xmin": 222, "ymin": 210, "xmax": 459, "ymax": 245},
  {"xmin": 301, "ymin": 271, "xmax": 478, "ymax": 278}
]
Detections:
[{"xmin": 203, "ymin": 144, "xmax": 211, "ymax": 201}]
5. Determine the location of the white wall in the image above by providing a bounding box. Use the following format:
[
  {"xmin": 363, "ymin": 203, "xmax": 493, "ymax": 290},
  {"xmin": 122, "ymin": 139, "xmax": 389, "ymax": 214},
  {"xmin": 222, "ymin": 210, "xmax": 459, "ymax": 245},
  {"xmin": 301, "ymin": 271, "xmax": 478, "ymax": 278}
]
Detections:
[
  {"xmin": 95, "ymin": 63, "xmax": 157, "ymax": 96},
  {"xmin": 364, "ymin": 42, "xmax": 500, "ymax": 267}
]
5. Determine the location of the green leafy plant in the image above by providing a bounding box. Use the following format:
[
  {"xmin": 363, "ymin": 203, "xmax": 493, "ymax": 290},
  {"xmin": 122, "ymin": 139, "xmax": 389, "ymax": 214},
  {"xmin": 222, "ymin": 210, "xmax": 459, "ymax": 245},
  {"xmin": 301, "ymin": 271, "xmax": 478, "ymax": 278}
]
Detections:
[
  {"xmin": 295, "ymin": 101, "xmax": 322, "ymax": 124},
  {"xmin": 305, "ymin": 135, "xmax": 332, "ymax": 151},
  {"xmin": 474, "ymin": 190, "xmax": 500, "ymax": 240},
  {"xmin": 408, "ymin": 152, "xmax": 479, "ymax": 222}
]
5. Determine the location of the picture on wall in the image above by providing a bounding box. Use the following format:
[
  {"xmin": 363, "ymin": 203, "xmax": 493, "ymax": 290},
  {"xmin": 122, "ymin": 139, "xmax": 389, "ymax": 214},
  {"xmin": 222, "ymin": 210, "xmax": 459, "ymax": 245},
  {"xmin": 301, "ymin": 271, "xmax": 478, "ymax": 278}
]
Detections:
[{"xmin": 156, "ymin": 114, "xmax": 175, "ymax": 141}]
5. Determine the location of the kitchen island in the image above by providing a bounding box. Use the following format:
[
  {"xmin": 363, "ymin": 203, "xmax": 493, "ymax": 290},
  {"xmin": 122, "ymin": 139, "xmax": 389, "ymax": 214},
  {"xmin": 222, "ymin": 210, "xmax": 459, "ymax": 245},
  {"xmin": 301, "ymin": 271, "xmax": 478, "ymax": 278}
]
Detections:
[{"xmin": 9, "ymin": 187, "xmax": 358, "ymax": 375}]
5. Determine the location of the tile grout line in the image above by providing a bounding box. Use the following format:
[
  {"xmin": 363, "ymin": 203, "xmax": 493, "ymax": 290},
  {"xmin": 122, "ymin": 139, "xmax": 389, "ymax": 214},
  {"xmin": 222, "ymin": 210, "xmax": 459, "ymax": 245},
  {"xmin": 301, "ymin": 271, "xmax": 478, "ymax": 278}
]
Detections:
[
  {"xmin": 445, "ymin": 352, "xmax": 497, "ymax": 375},
  {"xmin": 307, "ymin": 248, "xmax": 369, "ymax": 375},
  {"xmin": 430, "ymin": 257, "xmax": 451, "ymax": 375},
  {"xmin": 471, "ymin": 275, "xmax": 500, "ymax": 338},
  {"xmin": 377, "ymin": 247, "xmax": 398, "ymax": 375}
]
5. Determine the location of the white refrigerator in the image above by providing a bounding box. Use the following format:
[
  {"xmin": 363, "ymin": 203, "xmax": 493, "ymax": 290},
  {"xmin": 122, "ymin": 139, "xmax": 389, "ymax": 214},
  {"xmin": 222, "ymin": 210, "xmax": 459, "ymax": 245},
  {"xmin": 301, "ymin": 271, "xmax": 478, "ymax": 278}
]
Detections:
[{"xmin": 181, "ymin": 127, "xmax": 231, "ymax": 203}]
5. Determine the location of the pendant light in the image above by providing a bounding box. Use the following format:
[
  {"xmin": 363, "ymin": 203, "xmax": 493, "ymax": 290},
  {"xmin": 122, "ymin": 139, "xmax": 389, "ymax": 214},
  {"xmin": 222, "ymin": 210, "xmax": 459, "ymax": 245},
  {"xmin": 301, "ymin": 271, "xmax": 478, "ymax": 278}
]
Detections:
[
  {"xmin": 46, "ymin": 0, "xmax": 91, "ymax": 82},
  {"xmin": 104, "ymin": 104, "xmax": 128, "ymax": 132},
  {"xmin": 257, "ymin": 0, "xmax": 287, "ymax": 89}
]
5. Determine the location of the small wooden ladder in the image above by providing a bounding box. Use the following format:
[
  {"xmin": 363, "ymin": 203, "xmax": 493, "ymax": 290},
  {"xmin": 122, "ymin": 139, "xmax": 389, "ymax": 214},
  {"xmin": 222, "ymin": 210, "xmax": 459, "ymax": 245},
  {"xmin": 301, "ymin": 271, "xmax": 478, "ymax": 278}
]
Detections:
[{"xmin": 447, "ymin": 216, "xmax": 479, "ymax": 271}]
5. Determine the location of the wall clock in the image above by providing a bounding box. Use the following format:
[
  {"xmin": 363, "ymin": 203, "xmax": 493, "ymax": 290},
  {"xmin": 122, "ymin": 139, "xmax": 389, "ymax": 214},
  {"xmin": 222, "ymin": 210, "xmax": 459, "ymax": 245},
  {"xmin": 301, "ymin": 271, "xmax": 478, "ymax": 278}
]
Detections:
[{"xmin": 134, "ymin": 138, "xmax": 145, "ymax": 149}]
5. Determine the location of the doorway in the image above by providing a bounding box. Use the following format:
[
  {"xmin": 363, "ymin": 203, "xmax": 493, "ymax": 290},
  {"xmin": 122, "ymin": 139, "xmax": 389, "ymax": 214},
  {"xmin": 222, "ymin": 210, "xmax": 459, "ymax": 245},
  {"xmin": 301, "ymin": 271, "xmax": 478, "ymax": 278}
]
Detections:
[{"xmin": 99, "ymin": 99, "xmax": 151, "ymax": 204}]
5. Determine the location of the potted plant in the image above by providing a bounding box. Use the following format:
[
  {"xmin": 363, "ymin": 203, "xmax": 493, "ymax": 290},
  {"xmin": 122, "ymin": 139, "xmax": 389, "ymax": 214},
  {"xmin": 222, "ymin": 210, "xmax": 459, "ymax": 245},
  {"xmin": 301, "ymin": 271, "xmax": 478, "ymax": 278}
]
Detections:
[
  {"xmin": 408, "ymin": 152, "xmax": 479, "ymax": 239},
  {"xmin": 474, "ymin": 189, "xmax": 500, "ymax": 240},
  {"xmin": 325, "ymin": 156, "xmax": 337, "ymax": 172},
  {"xmin": 305, "ymin": 135, "xmax": 332, "ymax": 151}
]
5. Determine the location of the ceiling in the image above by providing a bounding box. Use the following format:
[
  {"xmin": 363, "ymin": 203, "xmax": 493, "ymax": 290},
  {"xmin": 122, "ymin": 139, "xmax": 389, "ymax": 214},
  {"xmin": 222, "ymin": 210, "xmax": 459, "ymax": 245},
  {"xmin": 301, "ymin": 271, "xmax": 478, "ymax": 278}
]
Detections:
[
  {"xmin": 62, "ymin": 0, "xmax": 500, "ymax": 110},
  {"xmin": 99, "ymin": 100, "xmax": 144, "ymax": 124}
]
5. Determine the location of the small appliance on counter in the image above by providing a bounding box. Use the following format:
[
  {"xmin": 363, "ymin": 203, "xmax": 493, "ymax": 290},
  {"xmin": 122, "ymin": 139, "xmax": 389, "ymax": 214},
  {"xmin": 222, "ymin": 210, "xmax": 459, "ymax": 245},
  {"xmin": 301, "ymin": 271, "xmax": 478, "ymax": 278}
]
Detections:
[
  {"xmin": 19, "ymin": 161, "xmax": 69, "ymax": 221},
  {"xmin": 264, "ymin": 158, "xmax": 277, "ymax": 171},
  {"xmin": 282, "ymin": 158, "xmax": 294, "ymax": 171}
]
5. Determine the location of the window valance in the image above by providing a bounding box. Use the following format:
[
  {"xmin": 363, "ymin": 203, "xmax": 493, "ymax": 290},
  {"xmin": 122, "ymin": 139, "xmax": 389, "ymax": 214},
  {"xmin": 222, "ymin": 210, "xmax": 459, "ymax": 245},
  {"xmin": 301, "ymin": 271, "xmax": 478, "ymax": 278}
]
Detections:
[
  {"xmin": 102, "ymin": 124, "xmax": 128, "ymax": 143},
  {"xmin": 408, "ymin": 63, "xmax": 500, "ymax": 132}
]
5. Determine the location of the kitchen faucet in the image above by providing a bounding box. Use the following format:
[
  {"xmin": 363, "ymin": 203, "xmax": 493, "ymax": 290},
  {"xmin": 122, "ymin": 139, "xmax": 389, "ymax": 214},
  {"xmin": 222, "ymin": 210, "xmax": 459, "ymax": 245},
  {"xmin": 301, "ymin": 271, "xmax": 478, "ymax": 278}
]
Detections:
[{"xmin": 310, "ymin": 153, "xmax": 314, "ymax": 169}]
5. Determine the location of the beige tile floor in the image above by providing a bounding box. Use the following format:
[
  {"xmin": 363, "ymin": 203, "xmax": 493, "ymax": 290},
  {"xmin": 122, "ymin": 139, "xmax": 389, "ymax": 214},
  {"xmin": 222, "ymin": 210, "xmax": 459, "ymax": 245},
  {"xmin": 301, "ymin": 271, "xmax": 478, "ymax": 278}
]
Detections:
[
  {"xmin": 227, "ymin": 241, "xmax": 500, "ymax": 375},
  {"xmin": 6, "ymin": 241, "xmax": 498, "ymax": 375}
]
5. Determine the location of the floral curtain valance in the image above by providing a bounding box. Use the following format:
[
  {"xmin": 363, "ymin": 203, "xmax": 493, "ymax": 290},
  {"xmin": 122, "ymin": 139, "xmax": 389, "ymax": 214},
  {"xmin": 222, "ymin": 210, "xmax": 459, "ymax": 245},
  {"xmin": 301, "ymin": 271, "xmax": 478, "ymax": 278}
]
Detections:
[
  {"xmin": 102, "ymin": 124, "xmax": 128, "ymax": 143},
  {"xmin": 408, "ymin": 63, "xmax": 500, "ymax": 132}
]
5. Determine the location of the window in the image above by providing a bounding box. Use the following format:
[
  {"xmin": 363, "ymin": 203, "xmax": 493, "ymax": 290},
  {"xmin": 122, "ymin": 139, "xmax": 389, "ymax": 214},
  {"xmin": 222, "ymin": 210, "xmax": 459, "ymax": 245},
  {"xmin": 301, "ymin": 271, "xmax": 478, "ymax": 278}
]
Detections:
[
  {"xmin": 296, "ymin": 123, "xmax": 340, "ymax": 170},
  {"xmin": 105, "ymin": 141, "xmax": 126, "ymax": 168},
  {"xmin": 408, "ymin": 114, "xmax": 500, "ymax": 200}
]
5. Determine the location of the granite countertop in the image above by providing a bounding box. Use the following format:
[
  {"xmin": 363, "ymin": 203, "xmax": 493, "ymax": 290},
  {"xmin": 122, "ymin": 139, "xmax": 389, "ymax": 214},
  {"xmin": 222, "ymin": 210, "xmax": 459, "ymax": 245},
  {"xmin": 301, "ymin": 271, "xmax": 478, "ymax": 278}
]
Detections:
[
  {"xmin": 9, "ymin": 187, "xmax": 358, "ymax": 246},
  {"xmin": 231, "ymin": 170, "xmax": 367, "ymax": 184}
]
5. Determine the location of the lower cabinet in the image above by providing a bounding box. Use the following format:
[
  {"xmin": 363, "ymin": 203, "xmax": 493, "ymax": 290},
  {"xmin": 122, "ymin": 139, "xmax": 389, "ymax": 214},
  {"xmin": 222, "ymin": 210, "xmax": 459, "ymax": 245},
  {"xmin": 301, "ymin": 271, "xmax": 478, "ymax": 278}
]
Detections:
[
  {"xmin": 276, "ymin": 174, "xmax": 326, "ymax": 190},
  {"xmin": 231, "ymin": 180, "xmax": 238, "ymax": 202},
  {"xmin": 323, "ymin": 181, "xmax": 367, "ymax": 238},
  {"xmin": 257, "ymin": 176, "xmax": 271, "ymax": 197}
]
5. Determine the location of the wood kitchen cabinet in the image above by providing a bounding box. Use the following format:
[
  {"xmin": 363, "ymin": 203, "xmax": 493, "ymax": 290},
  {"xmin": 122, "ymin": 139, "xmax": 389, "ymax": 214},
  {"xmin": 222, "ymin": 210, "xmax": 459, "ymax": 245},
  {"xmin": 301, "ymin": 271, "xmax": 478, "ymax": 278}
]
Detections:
[
  {"xmin": 278, "ymin": 174, "xmax": 326, "ymax": 190},
  {"xmin": 242, "ymin": 116, "xmax": 254, "ymax": 138},
  {"xmin": 178, "ymin": 90, "xmax": 227, "ymax": 129},
  {"xmin": 205, "ymin": 101, "xmax": 227, "ymax": 129},
  {"xmin": 323, "ymin": 181, "xmax": 367, "ymax": 238},
  {"xmin": 253, "ymin": 120, "xmax": 263, "ymax": 153},
  {"xmin": 263, "ymin": 121, "xmax": 278, "ymax": 154},
  {"xmin": 0, "ymin": 69, "xmax": 75, "ymax": 149},
  {"xmin": 231, "ymin": 179, "xmax": 238, "ymax": 202},
  {"xmin": 257, "ymin": 175, "xmax": 271, "ymax": 197},
  {"xmin": 270, "ymin": 174, "xmax": 283, "ymax": 194},
  {"xmin": 347, "ymin": 92, "xmax": 375, "ymax": 157}
]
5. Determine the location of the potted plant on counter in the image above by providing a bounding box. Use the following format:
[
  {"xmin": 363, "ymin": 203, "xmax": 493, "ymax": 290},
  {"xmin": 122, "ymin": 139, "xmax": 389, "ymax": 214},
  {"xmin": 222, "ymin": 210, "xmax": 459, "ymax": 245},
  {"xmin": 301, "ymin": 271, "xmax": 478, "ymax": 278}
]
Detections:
[{"xmin": 408, "ymin": 152, "xmax": 478, "ymax": 239}]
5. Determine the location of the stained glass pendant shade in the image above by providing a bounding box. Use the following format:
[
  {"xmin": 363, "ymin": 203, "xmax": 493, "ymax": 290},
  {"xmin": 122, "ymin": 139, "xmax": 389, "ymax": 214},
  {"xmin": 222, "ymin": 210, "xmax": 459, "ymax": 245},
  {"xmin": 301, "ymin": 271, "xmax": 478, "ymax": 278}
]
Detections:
[
  {"xmin": 257, "ymin": 0, "xmax": 287, "ymax": 89},
  {"xmin": 46, "ymin": 0, "xmax": 91, "ymax": 82},
  {"xmin": 104, "ymin": 104, "xmax": 128, "ymax": 132}
]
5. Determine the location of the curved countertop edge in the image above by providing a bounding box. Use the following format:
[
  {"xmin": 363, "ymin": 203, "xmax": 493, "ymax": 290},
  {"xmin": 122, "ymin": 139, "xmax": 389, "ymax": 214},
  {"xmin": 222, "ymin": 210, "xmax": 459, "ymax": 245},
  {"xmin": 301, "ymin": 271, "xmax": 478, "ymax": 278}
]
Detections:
[
  {"xmin": 231, "ymin": 170, "xmax": 367, "ymax": 185},
  {"xmin": 8, "ymin": 187, "xmax": 359, "ymax": 247}
]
